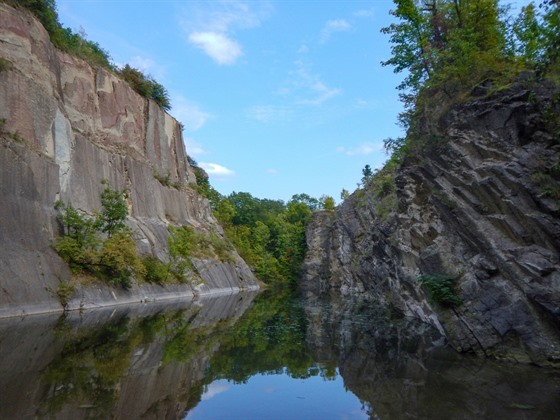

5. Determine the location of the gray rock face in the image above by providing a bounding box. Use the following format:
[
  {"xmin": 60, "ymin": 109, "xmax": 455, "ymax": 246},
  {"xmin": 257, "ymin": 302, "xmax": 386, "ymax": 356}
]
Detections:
[
  {"xmin": 0, "ymin": 3, "xmax": 257, "ymax": 317},
  {"xmin": 302, "ymin": 79, "xmax": 560, "ymax": 365}
]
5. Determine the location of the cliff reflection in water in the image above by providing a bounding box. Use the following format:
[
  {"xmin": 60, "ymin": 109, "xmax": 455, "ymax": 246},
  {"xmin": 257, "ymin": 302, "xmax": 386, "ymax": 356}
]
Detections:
[{"xmin": 1, "ymin": 291, "xmax": 559, "ymax": 419}]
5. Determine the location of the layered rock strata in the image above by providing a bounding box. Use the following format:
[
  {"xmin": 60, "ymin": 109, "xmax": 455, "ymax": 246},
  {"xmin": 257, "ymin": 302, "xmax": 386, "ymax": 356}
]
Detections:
[{"xmin": 303, "ymin": 78, "xmax": 560, "ymax": 365}]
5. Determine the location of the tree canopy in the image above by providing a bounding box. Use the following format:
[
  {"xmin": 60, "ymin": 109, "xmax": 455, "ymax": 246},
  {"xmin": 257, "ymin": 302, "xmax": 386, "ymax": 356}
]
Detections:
[{"xmin": 382, "ymin": 0, "xmax": 560, "ymax": 130}]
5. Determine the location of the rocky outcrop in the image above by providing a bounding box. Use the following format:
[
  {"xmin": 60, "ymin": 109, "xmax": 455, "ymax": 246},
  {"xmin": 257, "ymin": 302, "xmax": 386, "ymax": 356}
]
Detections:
[
  {"xmin": 302, "ymin": 77, "xmax": 560, "ymax": 366},
  {"xmin": 0, "ymin": 3, "xmax": 257, "ymax": 318}
]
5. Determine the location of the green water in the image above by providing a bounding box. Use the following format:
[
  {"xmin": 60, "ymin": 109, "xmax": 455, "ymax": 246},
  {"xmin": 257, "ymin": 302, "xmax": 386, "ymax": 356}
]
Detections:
[{"xmin": 0, "ymin": 290, "xmax": 559, "ymax": 419}]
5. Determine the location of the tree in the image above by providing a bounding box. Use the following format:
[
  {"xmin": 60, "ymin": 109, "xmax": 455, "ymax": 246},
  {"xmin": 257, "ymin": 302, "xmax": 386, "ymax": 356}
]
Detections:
[
  {"xmin": 320, "ymin": 195, "xmax": 336, "ymax": 210},
  {"xmin": 361, "ymin": 164, "xmax": 373, "ymax": 186},
  {"xmin": 289, "ymin": 193, "xmax": 320, "ymax": 211},
  {"xmin": 381, "ymin": 0, "xmax": 510, "ymax": 125}
]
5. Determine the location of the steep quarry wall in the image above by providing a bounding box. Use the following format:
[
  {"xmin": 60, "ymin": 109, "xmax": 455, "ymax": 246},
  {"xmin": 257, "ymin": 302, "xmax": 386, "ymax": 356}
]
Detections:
[
  {"xmin": 303, "ymin": 78, "xmax": 560, "ymax": 366},
  {"xmin": 0, "ymin": 3, "xmax": 257, "ymax": 317}
]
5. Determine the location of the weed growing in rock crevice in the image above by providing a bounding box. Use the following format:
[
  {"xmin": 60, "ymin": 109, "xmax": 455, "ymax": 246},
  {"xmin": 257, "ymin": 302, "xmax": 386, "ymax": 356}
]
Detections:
[{"xmin": 418, "ymin": 274, "xmax": 461, "ymax": 308}]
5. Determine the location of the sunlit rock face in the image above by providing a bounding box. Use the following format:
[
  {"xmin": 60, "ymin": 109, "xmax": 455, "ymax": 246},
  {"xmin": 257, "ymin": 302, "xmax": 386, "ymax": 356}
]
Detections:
[
  {"xmin": 0, "ymin": 3, "xmax": 257, "ymax": 317},
  {"xmin": 302, "ymin": 77, "xmax": 560, "ymax": 365}
]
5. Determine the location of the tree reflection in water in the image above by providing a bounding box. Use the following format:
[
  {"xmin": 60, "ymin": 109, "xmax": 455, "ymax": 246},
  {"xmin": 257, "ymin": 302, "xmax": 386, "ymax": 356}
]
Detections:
[{"xmin": 1, "ymin": 290, "xmax": 559, "ymax": 419}]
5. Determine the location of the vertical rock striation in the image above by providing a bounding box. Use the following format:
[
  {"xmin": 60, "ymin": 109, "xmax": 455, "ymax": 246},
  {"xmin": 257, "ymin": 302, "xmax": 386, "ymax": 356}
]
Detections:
[
  {"xmin": 302, "ymin": 78, "xmax": 560, "ymax": 365},
  {"xmin": 0, "ymin": 3, "xmax": 257, "ymax": 317}
]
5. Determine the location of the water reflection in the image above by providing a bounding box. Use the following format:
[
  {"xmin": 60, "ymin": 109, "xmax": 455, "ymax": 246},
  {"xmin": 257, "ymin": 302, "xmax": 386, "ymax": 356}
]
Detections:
[{"xmin": 0, "ymin": 290, "xmax": 559, "ymax": 419}]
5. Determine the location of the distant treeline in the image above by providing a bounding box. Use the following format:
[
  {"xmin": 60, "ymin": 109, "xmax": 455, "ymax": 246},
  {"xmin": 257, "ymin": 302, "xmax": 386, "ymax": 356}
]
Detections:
[
  {"xmin": 3, "ymin": 0, "xmax": 171, "ymax": 111},
  {"xmin": 191, "ymin": 158, "xmax": 335, "ymax": 285}
]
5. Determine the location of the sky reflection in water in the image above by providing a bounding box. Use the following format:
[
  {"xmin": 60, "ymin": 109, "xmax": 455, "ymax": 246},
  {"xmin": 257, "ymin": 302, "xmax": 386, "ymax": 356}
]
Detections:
[{"xmin": 187, "ymin": 372, "xmax": 368, "ymax": 420}]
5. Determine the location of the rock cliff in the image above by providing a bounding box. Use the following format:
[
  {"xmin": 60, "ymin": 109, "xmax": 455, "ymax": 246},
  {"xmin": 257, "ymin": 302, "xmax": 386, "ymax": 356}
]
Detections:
[
  {"xmin": 0, "ymin": 3, "xmax": 257, "ymax": 318},
  {"xmin": 302, "ymin": 77, "xmax": 560, "ymax": 366}
]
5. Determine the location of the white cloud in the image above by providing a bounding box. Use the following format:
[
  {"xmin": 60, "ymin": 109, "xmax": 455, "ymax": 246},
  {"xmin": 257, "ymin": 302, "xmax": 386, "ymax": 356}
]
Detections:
[
  {"xmin": 181, "ymin": 1, "xmax": 272, "ymax": 65},
  {"xmin": 129, "ymin": 56, "xmax": 155, "ymax": 73},
  {"xmin": 201, "ymin": 382, "xmax": 231, "ymax": 401},
  {"xmin": 184, "ymin": 137, "xmax": 205, "ymax": 157},
  {"xmin": 246, "ymin": 105, "xmax": 292, "ymax": 122},
  {"xmin": 189, "ymin": 32, "xmax": 243, "ymax": 65},
  {"xmin": 171, "ymin": 95, "xmax": 212, "ymax": 131},
  {"xmin": 199, "ymin": 162, "xmax": 235, "ymax": 176},
  {"xmin": 354, "ymin": 8, "xmax": 375, "ymax": 18},
  {"xmin": 320, "ymin": 19, "xmax": 350, "ymax": 43},
  {"xmin": 337, "ymin": 141, "xmax": 383, "ymax": 156},
  {"xmin": 266, "ymin": 168, "xmax": 277, "ymax": 174},
  {"xmin": 281, "ymin": 63, "xmax": 342, "ymax": 106}
]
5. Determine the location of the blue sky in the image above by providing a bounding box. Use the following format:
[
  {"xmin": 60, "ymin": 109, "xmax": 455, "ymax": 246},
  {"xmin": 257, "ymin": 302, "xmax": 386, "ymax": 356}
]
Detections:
[{"xmin": 57, "ymin": 0, "xmax": 409, "ymax": 202}]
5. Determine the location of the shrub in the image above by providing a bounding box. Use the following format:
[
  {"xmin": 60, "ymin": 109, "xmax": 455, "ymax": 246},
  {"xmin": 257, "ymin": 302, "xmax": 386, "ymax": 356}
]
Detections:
[
  {"xmin": 56, "ymin": 282, "xmax": 75, "ymax": 308},
  {"xmin": 99, "ymin": 231, "xmax": 145, "ymax": 289},
  {"xmin": 54, "ymin": 183, "xmax": 144, "ymax": 289},
  {"xmin": 0, "ymin": 57, "xmax": 10, "ymax": 72},
  {"xmin": 418, "ymin": 274, "xmax": 461, "ymax": 308},
  {"xmin": 142, "ymin": 256, "xmax": 170, "ymax": 284}
]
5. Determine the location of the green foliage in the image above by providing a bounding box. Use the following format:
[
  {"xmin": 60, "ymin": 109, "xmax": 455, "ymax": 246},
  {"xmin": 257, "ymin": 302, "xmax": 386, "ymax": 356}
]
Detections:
[
  {"xmin": 0, "ymin": 118, "xmax": 25, "ymax": 142},
  {"xmin": 141, "ymin": 256, "xmax": 170, "ymax": 284},
  {"xmin": 56, "ymin": 282, "xmax": 75, "ymax": 308},
  {"xmin": 361, "ymin": 164, "xmax": 373, "ymax": 186},
  {"xmin": 209, "ymin": 191, "xmax": 316, "ymax": 285},
  {"xmin": 97, "ymin": 181, "xmax": 128, "ymax": 235},
  {"xmin": 167, "ymin": 225, "xmax": 234, "ymax": 281},
  {"xmin": 99, "ymin": 231, "xmax": 145, "ymax": 288},
  {"xmin": 321, "ymin": 195, "xmax": 336, "ymax": 210},
  {"xmin": 0, "ymin": 56, "xmax": 10, "ymax": 72},
  {"xmin": 118, "ymin": 65, "xmax": 171, "ymax": 111},
  {"xmin": 4, "ymin": 0, "xmax": 172, "ymax": 110},
  {"xmin": 381, "ymin": 0, "xmax": 560, "ymax": 134},
  {"xmin": 54, "ymin": 183, "xmax": 145, "ymax": 289},
  {"xmin": 418, "ymin": 274, "xmax": 461, "ymax": 308}
]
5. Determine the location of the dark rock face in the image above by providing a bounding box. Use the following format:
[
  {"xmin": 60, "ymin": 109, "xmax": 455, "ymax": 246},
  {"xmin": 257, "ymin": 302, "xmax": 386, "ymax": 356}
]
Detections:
[
  {"xmin": 0, "ymin": 3, "xmax": 257, "ymax": 317},
  {"xmin": 302, "ymin": 79, "xmax": 560, "ymax": 365}
]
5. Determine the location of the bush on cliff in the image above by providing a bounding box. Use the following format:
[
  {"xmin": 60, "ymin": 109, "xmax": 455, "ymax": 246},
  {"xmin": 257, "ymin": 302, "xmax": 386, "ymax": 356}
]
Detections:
[
  {"xmin": 2, "ymin": 0, "xmax": 171, "ymax": 111},
  {"xmin": 54, "ymin": 184, "xmax": 145, "ymax": 288}
]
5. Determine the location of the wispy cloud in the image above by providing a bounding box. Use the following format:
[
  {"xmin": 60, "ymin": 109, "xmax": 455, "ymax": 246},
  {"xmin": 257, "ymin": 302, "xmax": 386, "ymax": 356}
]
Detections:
[
  {"xmin": 201, "ymin": 382, "xmax": 231, "ymax": 401},
  {"xmin": 354, "ymin": 8, "xmax": 375, "ymax": 18},
  {"xmin": 171, "ymin": 95, "xmax": 212, "ymax": 131},
  {"xmin": 200, "ymin": 162, "xmax": 235, "ymax": 177},
  {"xmin": 320, "ymin": 19, "xmax": 350, "ymax": 43},
  {"xmin": 189, "ymin": 32, "xmax": 243, "ymax": 65},
  {"xmin": 129, "ymin": 56, "xmax": 155, "ymax": 73},
  {"xmin": 246, "ymin": 105, "xmax": 293, "ymax": 122},
  {"xmin": 184, "ymin": 137, "xmax": 205, "ymax": 157},
  {"xmin": 337, "ymin": 141, "xmax": 382, "ymax": 156},
  {"xmin": 281, "ymin": 62, "xmax": 342, "ymax": 106},
  {"xmin": 182, "ymin": 1, "xmax": 272, "ymax": 65},
  {"xmin": 266, "ymin": 168, "xmax": 277, "ymax": 174}
]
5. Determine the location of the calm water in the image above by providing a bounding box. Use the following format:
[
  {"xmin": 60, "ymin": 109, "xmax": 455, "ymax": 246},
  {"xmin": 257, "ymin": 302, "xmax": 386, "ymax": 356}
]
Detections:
[{"xmin": 1, "ymin": 290, "xmax": 559, "ymax": 419}]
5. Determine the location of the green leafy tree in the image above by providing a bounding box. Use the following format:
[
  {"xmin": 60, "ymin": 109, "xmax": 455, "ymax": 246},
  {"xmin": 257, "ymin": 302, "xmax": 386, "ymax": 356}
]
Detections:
[
  {"xmin": 320, "ymin": 195, "xmax": 336, "ymax": 210},
  {"xmin": 361, "ymin": 164, "xmax": 374, "ymax": 185},
  {"xmin": 97, "ymin": 183, "xmax": 128, "ymax": 236}
]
